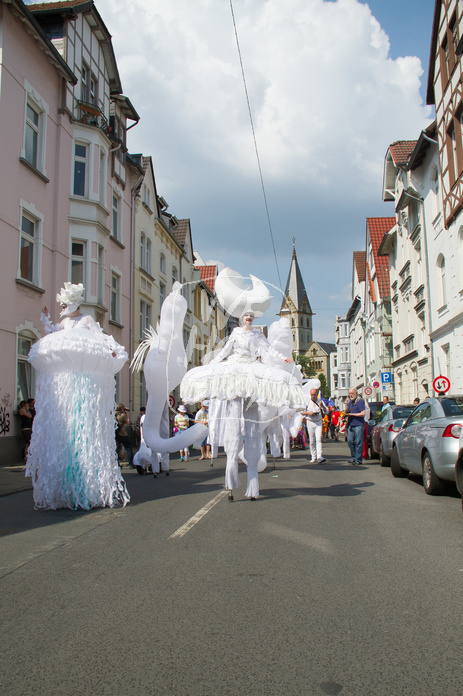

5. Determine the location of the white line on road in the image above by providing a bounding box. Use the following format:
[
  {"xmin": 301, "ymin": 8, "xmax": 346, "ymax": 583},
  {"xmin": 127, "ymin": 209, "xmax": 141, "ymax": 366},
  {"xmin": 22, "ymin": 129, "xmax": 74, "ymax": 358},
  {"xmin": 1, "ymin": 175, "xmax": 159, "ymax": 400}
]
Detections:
[{"xmin": 169, "ymin": 490, "xmax": 229, "ymax": 539}]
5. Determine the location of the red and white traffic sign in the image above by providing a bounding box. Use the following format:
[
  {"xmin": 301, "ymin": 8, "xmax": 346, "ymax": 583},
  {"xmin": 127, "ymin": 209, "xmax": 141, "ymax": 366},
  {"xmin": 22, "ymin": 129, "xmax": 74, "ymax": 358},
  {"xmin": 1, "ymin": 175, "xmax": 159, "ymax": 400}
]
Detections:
[
  {"xmin": 433, "ymin": 375, "xmax": 451, "ymax": 393},
  {"xmin": 364, "ymin": 386, "xmax": 373, "ymax": 396},
  {"xmin": 372, "ymin": 381, "xmax": 380, "ymax": 389},
  {"xmin": 169, "ymin": 395, "xmax": 176, "ymax": 409}
]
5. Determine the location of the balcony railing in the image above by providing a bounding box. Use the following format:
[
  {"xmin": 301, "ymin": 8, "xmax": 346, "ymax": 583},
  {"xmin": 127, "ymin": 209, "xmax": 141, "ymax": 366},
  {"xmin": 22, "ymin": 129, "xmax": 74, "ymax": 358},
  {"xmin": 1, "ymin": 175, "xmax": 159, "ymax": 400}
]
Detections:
[{"xmin": 75, "ymin": 100, "xmax": 109, "ymax": 133}]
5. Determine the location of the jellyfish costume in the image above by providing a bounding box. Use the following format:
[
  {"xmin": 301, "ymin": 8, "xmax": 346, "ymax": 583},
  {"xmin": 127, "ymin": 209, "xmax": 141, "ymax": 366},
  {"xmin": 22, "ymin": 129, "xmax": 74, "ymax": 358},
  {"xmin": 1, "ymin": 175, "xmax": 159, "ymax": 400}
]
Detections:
[
  {"xmin": 180, "ymin": 268, "xmax": 305, "ymax": 499},
  {"xmin": 25, "ymin": 282, "xmax": 129, "ymax": 510}
]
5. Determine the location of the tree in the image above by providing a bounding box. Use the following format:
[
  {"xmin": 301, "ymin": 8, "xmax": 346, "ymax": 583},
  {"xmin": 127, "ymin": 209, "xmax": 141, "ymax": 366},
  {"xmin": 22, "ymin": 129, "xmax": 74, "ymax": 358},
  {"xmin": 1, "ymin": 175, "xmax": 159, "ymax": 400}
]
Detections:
[
  {"xmin": 318, "ymin": 373, "xmax": 329, "ymax": 398},
  {"xmin": 293, "ymin": 353, "xmax": 316, "ymax": 378}
]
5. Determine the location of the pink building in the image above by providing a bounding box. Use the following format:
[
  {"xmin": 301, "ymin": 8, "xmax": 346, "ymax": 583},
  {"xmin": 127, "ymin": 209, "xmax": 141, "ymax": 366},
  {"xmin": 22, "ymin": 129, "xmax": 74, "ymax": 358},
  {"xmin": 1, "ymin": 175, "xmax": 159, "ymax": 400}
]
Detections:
[{"xmin": 0, "ymin": 0, "xmax": 141, "ymax": 463}]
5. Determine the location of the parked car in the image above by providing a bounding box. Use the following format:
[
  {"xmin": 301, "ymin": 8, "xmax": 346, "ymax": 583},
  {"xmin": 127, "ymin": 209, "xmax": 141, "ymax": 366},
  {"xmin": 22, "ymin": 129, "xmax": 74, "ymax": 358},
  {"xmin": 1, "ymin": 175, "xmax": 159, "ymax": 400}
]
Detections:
[
  {"xmin": 390, "ymin": 397, "xmax": 463, "ymax": 494},
  {"xmin": 370, "ymin": 405, "xmax": 415, "ymax": 465},
  {"xmin": 454, "ymin": 429, "xmax": 463, "ymax": 512},
  {"xmin": 366, "ymin": 401, "xmax": 395, "ymax": 454}
]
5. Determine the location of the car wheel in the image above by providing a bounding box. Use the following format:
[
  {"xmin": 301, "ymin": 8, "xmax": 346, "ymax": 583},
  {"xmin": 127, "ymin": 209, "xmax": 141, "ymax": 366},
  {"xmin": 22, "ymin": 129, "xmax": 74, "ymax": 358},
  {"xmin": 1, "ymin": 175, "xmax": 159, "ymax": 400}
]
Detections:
[
  {"xmin": 391, "ymin": 446, "xmax": 408, "ymax": 478},
  {"xmin": 380, "ymin": 442, "xmax": 390, "ymax": 467},
  {"xmin": 422, "ymin": 451, "xmax": 445, "ymax": 495}
]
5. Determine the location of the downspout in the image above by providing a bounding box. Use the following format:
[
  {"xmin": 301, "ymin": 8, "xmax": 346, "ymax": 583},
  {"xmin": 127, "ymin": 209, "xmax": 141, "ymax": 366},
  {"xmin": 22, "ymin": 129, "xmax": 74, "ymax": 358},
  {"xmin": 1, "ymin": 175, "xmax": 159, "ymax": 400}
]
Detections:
[{"xmin": 129, "ymin": 170, "xmax": 144, "ymax": 416}]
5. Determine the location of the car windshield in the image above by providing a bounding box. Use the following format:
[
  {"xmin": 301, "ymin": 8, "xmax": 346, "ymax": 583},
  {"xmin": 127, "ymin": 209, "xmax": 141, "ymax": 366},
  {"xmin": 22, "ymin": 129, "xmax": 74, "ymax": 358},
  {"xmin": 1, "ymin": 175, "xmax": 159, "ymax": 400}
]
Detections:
[
  {"xmin": 369, "ymin": 403, "xmax": 383, "ymax": 420},
  {"xmin": 392, "ymin": 407, "xmax": 414, "ymax": 419},
  {"xmin": 440, "ymin": 399, "xmax": 463, "ymax": 417}
]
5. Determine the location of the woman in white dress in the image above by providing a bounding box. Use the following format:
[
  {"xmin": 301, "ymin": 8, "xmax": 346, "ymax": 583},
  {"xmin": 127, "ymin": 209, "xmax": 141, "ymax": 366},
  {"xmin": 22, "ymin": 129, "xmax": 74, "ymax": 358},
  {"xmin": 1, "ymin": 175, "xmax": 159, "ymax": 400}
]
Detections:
[
  {"xmin": 181, "ymin": 269, "xmax": 304, "ymax": 499},
  {"xmin": 26, "ymin": 282, "xmax": 129, "ymax": 510}
]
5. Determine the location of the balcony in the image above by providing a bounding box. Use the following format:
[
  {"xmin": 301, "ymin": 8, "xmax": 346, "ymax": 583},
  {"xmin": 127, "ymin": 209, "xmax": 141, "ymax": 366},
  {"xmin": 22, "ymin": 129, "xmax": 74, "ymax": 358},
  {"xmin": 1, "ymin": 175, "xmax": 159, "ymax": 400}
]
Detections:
[
  {"xmin": 414, "ymin": 284, "xmax": 426, "ymax": 314},
  {"xmin": 75, "ymin": 100, "xmax": 109, "ymax": 133}
]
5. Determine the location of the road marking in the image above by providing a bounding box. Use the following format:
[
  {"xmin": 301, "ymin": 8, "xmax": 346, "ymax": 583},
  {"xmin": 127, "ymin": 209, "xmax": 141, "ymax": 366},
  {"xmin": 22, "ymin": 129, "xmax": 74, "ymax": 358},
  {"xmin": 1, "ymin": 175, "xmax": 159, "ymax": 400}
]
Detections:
[{"xmin": 169, "ymin": 490, "xmax": 229, "ymax": 539}]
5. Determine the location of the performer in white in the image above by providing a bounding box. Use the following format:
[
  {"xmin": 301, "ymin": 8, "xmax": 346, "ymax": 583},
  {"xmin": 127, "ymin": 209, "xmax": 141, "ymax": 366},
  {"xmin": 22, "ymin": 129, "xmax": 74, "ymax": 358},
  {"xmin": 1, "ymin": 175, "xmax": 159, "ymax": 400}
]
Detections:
[
  {"xmin": 26, "ymin": 282, "xmax": 129, "ymax": 510},
  {"xmin": 180, "ymin": 268, "xmax": 305, "ymax": 499},
  {"xmin": 302, "ymin": 387, "xmax": 327, "ymax": 464}
]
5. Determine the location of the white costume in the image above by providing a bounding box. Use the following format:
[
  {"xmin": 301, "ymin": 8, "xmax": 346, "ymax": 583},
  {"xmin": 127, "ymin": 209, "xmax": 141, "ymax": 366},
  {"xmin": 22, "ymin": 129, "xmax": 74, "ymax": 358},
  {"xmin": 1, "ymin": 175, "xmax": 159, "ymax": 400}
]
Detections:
[
  {"xmin": 305, "ymin": 398, "xmax": 325, "ymax": 463},
  {"xmin": 180, "ymin": 268, "xmax": 305, "ymax": 499},
  {"xmin": 26, "ymin": 283, "xmax": 129, "ymax": 510}
]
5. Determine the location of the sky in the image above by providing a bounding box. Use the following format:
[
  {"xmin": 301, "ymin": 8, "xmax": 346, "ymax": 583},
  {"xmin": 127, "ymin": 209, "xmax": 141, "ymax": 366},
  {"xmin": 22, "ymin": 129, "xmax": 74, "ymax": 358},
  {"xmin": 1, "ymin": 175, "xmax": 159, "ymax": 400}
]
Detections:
[{"xmin": 27, "ymin": 0, "xmax": 437, "ymax": 342}]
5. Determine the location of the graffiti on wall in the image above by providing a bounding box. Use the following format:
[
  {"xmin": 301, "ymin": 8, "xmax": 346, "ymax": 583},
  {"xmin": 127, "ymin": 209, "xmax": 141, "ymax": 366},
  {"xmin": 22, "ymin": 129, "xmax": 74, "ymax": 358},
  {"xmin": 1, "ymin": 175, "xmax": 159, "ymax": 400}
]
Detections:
[{"xmin": 0, "ymin": 391, "xmax": 12, "ymax": 436}]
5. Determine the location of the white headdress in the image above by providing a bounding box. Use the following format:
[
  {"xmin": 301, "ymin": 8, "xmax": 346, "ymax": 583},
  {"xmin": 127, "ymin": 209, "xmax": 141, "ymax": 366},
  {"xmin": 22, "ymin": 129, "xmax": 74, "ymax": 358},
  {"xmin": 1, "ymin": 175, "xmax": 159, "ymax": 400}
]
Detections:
[
  {"xmin": 214, "ymin": 267, "xmax": 272, "ymax": 318},
  {"xmin": 56, "ymin": 282, "xmax": 85, "ymax": 317}
]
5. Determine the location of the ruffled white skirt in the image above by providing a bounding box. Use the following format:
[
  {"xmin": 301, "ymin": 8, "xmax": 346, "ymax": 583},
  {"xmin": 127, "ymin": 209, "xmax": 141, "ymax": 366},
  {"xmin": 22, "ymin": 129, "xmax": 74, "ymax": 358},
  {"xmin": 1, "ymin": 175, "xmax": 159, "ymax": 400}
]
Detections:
[
  {"xmin": 180, "ymin": 355, "xmax": 305, "ymax": 409},
  {"xmin": 26, "ymin": 327, "xmax": 129, "ymax": 510}
]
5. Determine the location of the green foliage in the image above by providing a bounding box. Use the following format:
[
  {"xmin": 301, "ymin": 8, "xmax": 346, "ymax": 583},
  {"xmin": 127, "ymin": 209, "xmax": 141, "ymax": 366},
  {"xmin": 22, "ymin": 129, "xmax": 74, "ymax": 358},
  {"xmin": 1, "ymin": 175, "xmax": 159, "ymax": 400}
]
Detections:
[
  {"xmin": 293, "ymin": 353, "xmax": 316, "ymax": 378},
  {"xmin": 318, "ymin": 373, "xmax": 329, "ymax": 398}
]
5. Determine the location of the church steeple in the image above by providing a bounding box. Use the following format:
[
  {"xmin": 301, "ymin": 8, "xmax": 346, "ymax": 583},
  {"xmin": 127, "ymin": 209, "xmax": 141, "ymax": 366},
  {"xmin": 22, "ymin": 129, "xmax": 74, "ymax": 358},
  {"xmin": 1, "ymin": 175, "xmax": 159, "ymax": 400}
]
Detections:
[{"xmin": 279, "ymin": 241, "xmax": 314, "ymax": 355}]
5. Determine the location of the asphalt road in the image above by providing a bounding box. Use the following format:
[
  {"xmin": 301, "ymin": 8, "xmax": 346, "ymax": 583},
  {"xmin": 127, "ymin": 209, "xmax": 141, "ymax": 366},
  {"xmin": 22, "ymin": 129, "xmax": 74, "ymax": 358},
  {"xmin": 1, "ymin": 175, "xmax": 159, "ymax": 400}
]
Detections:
[{"xmin": 1, "ymin": 440, "xmax": 462, "ymax": 696}]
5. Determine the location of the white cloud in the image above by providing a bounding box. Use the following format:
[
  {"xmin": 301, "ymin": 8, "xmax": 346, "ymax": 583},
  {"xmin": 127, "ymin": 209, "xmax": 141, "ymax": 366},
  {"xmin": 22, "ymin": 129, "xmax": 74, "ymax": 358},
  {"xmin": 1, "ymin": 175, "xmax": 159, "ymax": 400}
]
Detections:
[{"xmin": 26, "ymin": 0, "xmax": 433, "ymax": 338}]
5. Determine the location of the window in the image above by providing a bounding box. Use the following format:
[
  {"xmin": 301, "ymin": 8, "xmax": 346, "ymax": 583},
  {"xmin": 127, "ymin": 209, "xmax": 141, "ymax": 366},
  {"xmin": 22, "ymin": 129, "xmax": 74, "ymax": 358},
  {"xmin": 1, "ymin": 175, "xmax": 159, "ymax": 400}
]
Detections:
[
  {"xmin": 25, "ymin": 102, "xmax": 40, "ymax": 168},
  {"xmin": 19, "ymin": 214, "xmax": 36, "ymax": 283},
  {"xmin": 437, "ymin": 254, "xmax": 447, "ymax": 308},
  {"xmin": 160, "ymin": 282, "xmax": 166, "ymax": 307},
  {"xmin": 22, "ymin": 85, "xmax": 48, "ymax": 174},
  {"xmin": 139, "ymin": 300, "xmax": 152, "ymax": 340},
  {"xmin": 71, "ymin": 241, "xmax": 86, "ymax": 286},
  {"xmin": 142, "ymin": 185, "xmax": 151, "ymax": 209},
  {"xmin": 160, "ymin": 253, "xmax": 166, "ymax": 274},
  {"xmin": 81, "ymin": 64, "xmax": 98, "ymax": 105},
  {"xmin": 110, "ymin": 272, "xmax": 121, "ymax": 323},
  {"xmin": 112, "ymin": 194, "xmax": 121, "ymax": 241},
  {"xmin": 73, "ymin": 142, "xmax": 88, "ymax": 196},
  {"xmin": 17, "ymin": 330, "xmax": 37, "ymax": 402},
  {"xmin": 19, "ymin": 209, "xmax": 43, "ymax": 286},
  {"xmin": 140, "ymin": 233, "xmax": 152, "ymax": 274},
  {"xmin": 172, "ymin": 266, "xmax": 178, "ymax": 286}
]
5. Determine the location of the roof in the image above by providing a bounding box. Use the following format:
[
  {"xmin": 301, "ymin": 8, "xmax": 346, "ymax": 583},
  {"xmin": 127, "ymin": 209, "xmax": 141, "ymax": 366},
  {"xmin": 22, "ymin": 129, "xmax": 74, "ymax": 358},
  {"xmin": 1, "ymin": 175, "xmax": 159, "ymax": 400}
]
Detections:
[
  {"xmin": 195, "ymin": 265, "xmax": 217, "ymax": 293},
  {"xmin": 388, "ymin": 141, "xmax": 418, "ymax": 167},
  {"xmin": 366, "ymin": 217, "xmax": 395, "ymax": 299},
  {"xmin": 316, "ymin": 342, "xmax": 337, "ymax": 355},
  {"xmin": 5, "ymin": 0, "xmax": 77, "ymax": 84},
  {"xmin": 407, "ymin": 121, "xmax": 438, "ymax": 170},
  {"xmin": 172, "ymin": 219, "xmax": 189, "ymax": 248},
  {"xmin": 28, "ymin": 0, "xmax": 123, "ymax": 94},
  {"xmin": 353, "ymin": 251, "xmax": 366, "ymax": 282},
  {"xmin": 281, "ymin": 243, "xmax": 313, "ymax": 313}
]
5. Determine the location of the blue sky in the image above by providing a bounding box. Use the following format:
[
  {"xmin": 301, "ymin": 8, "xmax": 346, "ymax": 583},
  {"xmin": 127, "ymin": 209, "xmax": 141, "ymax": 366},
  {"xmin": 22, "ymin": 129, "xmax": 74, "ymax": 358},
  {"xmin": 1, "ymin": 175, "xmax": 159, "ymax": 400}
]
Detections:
[{"xmin": 26, "ymin": 0, "xmax": 437, "ymax": 342}]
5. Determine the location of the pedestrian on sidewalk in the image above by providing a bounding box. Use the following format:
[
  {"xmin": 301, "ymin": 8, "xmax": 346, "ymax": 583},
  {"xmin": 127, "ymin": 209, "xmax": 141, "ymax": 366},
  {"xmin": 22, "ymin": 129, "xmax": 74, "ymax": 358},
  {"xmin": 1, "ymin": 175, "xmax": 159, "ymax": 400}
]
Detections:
[
  {"xmin": 345, "ymin": 388, "xmax": 366, "ymax": 465},
  {"xmin": 302, "ymin": 388, "xmax": 327, "ymax": 464}
]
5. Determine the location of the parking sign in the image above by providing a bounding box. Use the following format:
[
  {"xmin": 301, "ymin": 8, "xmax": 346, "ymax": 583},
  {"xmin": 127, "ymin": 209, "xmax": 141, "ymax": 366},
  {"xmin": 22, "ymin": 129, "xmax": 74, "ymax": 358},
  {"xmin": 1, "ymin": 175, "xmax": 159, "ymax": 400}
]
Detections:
[{"xmin": 381, "ymin": 372, "xmax": 392, "ymax": 384}]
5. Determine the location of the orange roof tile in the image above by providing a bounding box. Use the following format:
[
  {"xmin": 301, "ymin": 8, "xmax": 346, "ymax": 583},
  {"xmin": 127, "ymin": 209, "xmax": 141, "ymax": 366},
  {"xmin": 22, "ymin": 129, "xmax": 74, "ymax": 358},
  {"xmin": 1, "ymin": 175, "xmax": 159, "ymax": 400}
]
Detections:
[
  {"xmin": 172, "ymin": 219, "xmax": 190, "ymax": 248},
  {"xmin": 28, "ymin": 1, "xmax": 87, "ymax": 10},
  {"xmin": 388, "ymin": 141, "xmax": 417, "ymax": 167},
  {"xmin": 353, "ymin": 251, "xmax": 366, "ymax": 282},
  {"xmin": 195, "ymin": 265, "xmax": 217, "ymax": 292},
  {"xmin": 366, "ymin": 217, "xmax": 395, "ymax": 299}
]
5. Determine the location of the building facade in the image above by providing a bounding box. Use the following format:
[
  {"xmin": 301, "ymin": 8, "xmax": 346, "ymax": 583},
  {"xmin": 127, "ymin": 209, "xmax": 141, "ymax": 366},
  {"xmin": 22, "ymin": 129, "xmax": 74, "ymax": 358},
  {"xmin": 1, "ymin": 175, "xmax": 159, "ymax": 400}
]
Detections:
[
  {"xmin": 0, "ymin": 0, "xmax": 77, "ymax": 462},
  {"xmin": 426, "ymin": 0, "xmax": 463, "ymax": 394}
]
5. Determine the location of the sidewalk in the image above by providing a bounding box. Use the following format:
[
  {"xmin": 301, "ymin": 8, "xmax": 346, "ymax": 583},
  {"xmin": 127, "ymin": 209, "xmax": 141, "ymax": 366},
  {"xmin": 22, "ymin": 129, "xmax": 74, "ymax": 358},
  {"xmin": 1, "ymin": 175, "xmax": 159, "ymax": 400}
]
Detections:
[{"xmin": 0, "ymin": 464, "xmax": 32, "ymax": 497}]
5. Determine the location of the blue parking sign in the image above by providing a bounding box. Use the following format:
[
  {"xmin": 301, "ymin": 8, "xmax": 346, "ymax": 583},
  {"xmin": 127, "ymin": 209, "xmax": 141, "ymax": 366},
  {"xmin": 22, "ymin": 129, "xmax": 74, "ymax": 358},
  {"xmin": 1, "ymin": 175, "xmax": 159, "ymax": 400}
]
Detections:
[{"xmin": 381, "ymin": 372, "xmax": 392, "ymax": 384}]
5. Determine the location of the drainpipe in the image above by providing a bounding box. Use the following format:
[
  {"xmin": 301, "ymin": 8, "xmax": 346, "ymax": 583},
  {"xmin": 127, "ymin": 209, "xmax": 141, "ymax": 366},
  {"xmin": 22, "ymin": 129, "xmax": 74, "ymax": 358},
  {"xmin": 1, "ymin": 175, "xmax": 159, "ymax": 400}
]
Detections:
[{"xmin": 129, "ymin": 171, "xmax": 144, "ymax": 416}]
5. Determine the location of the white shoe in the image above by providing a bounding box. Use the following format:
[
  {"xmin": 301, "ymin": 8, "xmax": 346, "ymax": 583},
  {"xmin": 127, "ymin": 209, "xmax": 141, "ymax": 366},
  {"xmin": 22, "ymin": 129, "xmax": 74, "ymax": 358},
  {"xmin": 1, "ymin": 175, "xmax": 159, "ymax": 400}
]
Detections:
[
  {"xmin": 310, "ymin": 458, "xmax": 317, "ymax": 463},
  {"xmin": 318, "ymin": 457, "xmax": 327, "ymax": 464}
]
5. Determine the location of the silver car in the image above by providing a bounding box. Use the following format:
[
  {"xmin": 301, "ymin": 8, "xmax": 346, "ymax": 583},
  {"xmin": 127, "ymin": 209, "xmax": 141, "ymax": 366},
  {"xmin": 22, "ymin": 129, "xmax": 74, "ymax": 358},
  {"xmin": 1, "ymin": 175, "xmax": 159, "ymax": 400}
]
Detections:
[
  {"xmin": 390, "ymin": 397, "xmax": 463, "ymax": 495},
  {"xmin": 370, "ymin": 405, "xmax": 415, "ymax": 466}
]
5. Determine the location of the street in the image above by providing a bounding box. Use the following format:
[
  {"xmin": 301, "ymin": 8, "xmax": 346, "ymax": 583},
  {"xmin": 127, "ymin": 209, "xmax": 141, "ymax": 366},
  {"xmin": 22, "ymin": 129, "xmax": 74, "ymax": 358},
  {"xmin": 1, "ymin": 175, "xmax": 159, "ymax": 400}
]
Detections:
[{"xmin": 1, "ymin": 439, "xmax": 462, "ymax": 696}]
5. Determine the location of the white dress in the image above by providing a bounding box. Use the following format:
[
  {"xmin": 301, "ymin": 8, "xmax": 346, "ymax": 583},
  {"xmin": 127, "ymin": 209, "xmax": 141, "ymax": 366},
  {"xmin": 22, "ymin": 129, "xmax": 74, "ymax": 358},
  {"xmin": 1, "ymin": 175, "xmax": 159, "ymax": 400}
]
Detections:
[
  {"xmin": 180, "ymin": 327, "xmax": 304, "ymax": 498},
  {"xmin": 181, "ymin": 327, "xmax": 304, "ymax": 408},
  {"xmin": 25, "ymin": 313, "xmax": 129, "ymax": 510}
]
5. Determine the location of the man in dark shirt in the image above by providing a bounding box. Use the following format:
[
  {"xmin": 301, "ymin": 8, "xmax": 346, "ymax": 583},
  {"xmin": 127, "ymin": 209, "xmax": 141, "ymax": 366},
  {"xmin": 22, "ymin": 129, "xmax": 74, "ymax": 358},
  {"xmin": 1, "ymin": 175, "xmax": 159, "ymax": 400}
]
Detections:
[{"xmin": 345, "ymin": 388, "xmax": 366, "ymax": 465}]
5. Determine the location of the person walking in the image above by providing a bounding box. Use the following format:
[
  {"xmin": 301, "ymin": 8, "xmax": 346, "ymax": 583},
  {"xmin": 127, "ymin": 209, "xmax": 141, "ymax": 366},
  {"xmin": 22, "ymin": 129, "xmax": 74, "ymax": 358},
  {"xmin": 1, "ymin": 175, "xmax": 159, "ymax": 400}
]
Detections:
[
  {"xmin": 115, "ymin": 403, "xmax": 134, "ymax": 469},
  {"xmin": 195, "ymin": 400, "xmax": 211, "ymax": 460},
  {"xmin": 345, "ymin": 388, "xmax": 366, "ymax": 465},
  {"xmin": 174, "ymin": 405, "xmax": 190, "ymax": 461},
  {"xmin": 302, "ymin": 388, "xmax": 327, "ymax": 464}
]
